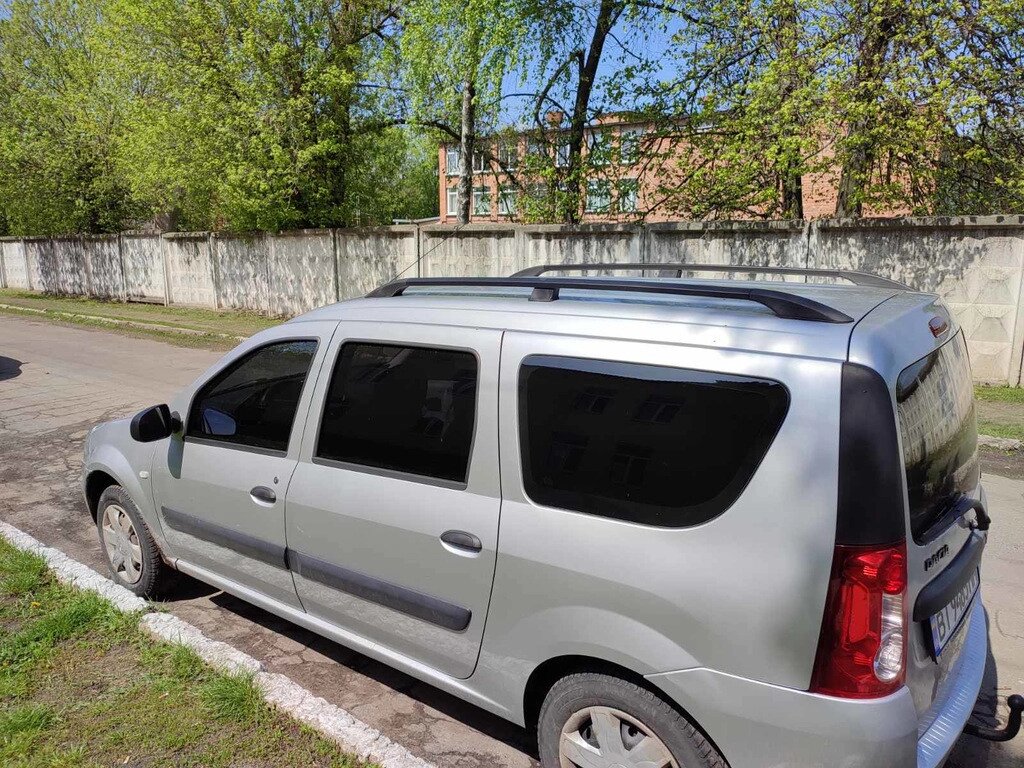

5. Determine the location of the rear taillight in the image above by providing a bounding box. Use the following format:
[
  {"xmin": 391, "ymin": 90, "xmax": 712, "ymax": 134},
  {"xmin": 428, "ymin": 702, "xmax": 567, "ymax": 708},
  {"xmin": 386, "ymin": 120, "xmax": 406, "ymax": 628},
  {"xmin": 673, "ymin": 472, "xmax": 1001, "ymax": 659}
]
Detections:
[{"xmin": 810, "ymin": 542, "xmax": 907, "ymax": 698}]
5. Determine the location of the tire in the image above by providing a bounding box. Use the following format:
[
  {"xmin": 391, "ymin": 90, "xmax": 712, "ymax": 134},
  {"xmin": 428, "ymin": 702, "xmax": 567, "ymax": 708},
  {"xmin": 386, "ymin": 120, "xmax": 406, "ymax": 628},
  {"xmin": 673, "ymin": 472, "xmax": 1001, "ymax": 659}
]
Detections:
[
  {"xmin": 538, "ymin": 672, "xmax": 727, "ymax": 768},
  {"xmin": 96, "ymin": 485, "xmax": 173, "ymax": 598}
]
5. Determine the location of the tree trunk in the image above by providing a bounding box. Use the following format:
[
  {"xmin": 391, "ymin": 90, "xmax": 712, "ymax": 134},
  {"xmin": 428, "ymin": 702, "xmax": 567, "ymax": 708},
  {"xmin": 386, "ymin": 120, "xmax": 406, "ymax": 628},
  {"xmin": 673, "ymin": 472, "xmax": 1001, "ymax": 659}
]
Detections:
[
  {"xmin": 457, "ymin": 80, "xmax": 476, "ymax": 224},
  {"xmin": 561, "ymin": 0, "xmax": 620, "ymax": 224},
  {"xmin": 782, "ymin": 170, "xmax": 804, "ymax": 219},
  {"xmin": 835, "ymin": 2, "xmax": 898, "ymax": 217}
]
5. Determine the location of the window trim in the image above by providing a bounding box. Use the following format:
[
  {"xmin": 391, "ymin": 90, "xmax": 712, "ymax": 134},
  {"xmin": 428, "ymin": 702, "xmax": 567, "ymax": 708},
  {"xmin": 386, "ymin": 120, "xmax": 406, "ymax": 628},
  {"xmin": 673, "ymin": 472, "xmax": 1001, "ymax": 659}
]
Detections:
[
  {"xmin": 183, "ymin": 337, "xmax": 320, "ymax": 457},
  {"xmin": 311, "ymin": 338, "xmax": 483, "ymax": 490},
  {"xmin": 516, "ymin": 354, "xmax": 790, "ymax": 528}
]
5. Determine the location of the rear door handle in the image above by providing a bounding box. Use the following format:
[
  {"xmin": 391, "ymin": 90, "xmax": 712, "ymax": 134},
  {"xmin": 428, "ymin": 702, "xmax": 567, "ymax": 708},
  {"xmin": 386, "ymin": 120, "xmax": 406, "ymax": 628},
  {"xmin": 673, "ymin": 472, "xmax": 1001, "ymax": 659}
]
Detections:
[
  {"xmin": 440, "ymin": 530, "xmax": 482, "ymax": 554},
  {"xmin": 250, "ymin": 486, "xmax": 277, "ymax": 505}
]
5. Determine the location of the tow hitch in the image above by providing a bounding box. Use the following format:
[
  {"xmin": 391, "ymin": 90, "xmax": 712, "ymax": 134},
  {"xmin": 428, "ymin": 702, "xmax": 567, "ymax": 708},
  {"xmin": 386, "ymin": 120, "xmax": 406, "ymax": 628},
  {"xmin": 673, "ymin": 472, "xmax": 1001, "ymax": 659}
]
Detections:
[{"xmin": 963, "ymin": 694, "xmax": 1024, "ymax": 742}]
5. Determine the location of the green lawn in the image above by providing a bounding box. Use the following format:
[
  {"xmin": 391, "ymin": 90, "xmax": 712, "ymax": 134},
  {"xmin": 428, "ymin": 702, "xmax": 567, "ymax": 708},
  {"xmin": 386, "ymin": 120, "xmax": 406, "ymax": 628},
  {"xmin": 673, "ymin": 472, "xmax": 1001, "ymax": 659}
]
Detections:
[
  {"xmin": 0, "ymin": 539, "xmax": 370, "ymax": 768},
  {"xmin": 975, "ymin": 386, "xmax": 1024, "ymax": 442},
  {"xmin": 0, "ymin": 289, "xmax": 278, "ymax": 350}
]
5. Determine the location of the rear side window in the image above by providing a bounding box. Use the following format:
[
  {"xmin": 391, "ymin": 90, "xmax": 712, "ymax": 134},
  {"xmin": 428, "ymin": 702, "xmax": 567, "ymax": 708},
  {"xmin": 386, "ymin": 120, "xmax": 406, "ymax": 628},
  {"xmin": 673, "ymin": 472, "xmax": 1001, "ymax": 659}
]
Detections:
[
  {"xmin": 316, "ymin": 343, "xmax": 478, "ymax": 483},
  {"xmin": 897, "ymin": 331, "xmax": 979, "ymax": 541},
  {"xmin": 519, "ymin": 356, "xmax": 789, "ymax": 527},
  {"xmin": 188, "ymin": 340, "xmax": 318, "ymax": 453}
]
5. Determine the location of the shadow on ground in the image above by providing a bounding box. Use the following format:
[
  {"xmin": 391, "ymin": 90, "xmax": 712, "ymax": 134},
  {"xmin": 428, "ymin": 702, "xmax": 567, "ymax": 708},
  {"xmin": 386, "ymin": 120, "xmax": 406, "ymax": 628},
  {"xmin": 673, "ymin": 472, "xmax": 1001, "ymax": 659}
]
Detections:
[
  {"xmin": 0, "ymin": 356, "xmax": 23, "ymax": 381},
  {"xmin": 160, "ymin": 574, "xmax": 539, "ymax": 761}
]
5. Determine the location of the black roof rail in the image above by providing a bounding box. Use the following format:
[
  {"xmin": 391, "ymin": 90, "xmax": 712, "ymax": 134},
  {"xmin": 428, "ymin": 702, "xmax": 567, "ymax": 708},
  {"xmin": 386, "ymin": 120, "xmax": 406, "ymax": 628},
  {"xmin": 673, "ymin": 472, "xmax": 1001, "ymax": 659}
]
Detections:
[
  {"xmin": 512, "ymin": 262, "xmax": 908, "ymax": 290},
  {"xmin": 365, "ymin": 277, "xmax": 854, "ymax": 323}
]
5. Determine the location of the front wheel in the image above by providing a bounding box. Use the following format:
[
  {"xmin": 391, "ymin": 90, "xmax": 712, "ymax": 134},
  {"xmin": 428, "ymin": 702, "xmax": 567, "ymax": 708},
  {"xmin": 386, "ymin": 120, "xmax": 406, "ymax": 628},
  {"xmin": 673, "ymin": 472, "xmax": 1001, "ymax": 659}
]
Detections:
[
  {"xmin": 96, "ymin": 485, "xmax": 173, "ymax": 598},
  {"xmin": 538, "ymin": 672, "xmax": 726, "ymax": 768}
]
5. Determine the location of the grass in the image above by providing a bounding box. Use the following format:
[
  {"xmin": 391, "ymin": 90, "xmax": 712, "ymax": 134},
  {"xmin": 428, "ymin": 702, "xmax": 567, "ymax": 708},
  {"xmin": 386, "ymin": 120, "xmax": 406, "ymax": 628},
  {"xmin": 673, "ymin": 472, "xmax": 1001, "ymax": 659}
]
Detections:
[
  {"xmin": 975, "ymin": 385, "xmax": 1024, "ymax": 442},
  {"xmin": 0, "ymin": 289, "xmax": 278, "ymax": 350},
  {"xmin": 0, "ymin": 538, "xmax": 371, "ymax": 767}
]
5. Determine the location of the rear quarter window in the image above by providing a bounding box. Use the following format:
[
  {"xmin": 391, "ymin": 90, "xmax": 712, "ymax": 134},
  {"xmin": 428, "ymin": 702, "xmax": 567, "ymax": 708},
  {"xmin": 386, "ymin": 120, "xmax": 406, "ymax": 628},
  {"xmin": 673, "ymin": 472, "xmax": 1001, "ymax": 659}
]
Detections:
[
  {"xmin": 896, "ymin": 331, "xmax": 979, "ymax": 541},
  {"xmin": 519, "ymin": 356, "xmax": 790, "ymax": 527}
]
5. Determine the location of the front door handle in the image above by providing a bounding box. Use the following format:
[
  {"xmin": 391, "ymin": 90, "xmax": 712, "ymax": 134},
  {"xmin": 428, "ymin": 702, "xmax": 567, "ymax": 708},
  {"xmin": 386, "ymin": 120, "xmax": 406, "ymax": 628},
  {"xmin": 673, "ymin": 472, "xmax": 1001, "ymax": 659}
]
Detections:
[
  {"xmin": 440, "ymin": 530, "xmax": 482, "ymax": 554},
  {"xmin": 250, "ymin": 486, "xmax": 277, "ymax": 505}
]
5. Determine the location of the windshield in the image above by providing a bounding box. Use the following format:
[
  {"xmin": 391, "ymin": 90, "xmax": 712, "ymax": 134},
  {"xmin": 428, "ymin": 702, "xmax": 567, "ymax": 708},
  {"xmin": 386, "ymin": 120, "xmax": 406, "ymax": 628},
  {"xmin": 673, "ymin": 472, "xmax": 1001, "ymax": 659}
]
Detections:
[{"xmin": 896, "ymin": 331, "xmax": 979, "ymax": 542}]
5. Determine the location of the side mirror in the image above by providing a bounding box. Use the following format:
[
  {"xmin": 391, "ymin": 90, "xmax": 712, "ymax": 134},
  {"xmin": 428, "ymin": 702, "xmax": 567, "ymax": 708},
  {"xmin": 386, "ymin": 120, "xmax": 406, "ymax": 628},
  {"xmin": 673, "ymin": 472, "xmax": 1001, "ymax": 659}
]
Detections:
[{"xmin": 129, "ymin": 404, "xmax": 181, "ymax": 442}]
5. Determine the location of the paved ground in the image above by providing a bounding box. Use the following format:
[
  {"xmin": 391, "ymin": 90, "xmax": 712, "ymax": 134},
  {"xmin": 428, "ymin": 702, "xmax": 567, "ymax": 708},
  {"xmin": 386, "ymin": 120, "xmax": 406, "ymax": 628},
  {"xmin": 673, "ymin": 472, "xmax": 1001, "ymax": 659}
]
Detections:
[{"xmin": 1, "ymin": 313, "xmax": 1022, "ymax": 767}]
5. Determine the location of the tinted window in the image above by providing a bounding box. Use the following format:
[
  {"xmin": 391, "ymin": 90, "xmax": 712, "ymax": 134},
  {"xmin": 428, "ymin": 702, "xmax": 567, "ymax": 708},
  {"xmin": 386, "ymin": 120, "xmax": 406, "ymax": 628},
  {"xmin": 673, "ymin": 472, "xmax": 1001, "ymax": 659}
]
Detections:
[
  {"xmin": 187, "ymin": 340, "xmax": 317, "ymax": 452},
  {"xmin": 519, "ymin": 357, "xmax": 789, "ymax": 527},
  {"xmin": 316, "ymin": 343, "xmax": 478, "ymax": 483},
  {"xmin": 897, "ymin": 332, "xmax": 979, "ymax": 541}
]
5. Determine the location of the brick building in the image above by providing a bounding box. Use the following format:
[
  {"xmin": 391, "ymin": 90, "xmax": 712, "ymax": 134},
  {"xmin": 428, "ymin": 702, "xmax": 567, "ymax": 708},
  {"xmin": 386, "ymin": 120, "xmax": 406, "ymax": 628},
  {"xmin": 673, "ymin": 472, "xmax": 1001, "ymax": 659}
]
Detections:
[{"xmin": 438, "ymin": 115, "xmax": 907, "ymax": 223}]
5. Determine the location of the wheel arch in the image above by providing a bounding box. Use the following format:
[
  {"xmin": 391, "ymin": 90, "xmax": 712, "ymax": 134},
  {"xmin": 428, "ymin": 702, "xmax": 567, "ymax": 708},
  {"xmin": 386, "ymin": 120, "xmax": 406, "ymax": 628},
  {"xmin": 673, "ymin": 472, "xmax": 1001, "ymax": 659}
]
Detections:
[
  {"xmin": 85, "ymin": 469, "xmax": 120, "ymax": 521},
  {"xmin": 522, "ymin": 654, "xmax": 729, "ymax": 765}
]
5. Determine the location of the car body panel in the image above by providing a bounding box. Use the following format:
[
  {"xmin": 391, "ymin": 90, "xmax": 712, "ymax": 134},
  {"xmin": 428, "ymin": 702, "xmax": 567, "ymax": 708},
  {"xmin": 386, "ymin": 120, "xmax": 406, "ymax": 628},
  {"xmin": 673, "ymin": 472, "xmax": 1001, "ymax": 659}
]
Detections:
[
  {"xmin": 285, "ymin": 321, "xmax": 503, "ymax": 679},
  {"xmin": 149, "ymin": 320, "xmax": 339, "ymax": 607},
  {"xmin": 80, "ymin": 278, "xmax": 992, "ymax": 768}
]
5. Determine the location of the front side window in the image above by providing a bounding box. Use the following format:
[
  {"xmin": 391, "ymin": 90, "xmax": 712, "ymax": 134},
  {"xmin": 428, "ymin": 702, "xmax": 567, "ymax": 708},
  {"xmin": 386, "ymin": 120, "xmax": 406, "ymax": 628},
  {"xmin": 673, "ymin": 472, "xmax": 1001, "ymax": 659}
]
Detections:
[
  {"xmin": 520, "ymin": 357, "xmax": 789, "ymax": 527},
  {"xmin": 187, "ymin": 340, "xmax": 318, "ymax": 452},
  {"xmin": 620, "ymin": 127, "xmax": 645, "ymax": 165},
  {"xmin": 446, "ymin": 186, "xmax": 459, "ymax": 216},
  {"xmin": 317, "ymin": 343, "xmax": 478, "ymax": 483},
  {"xmin": 472, "ymin": 151, "xmax": 488, "ymax": 173},
  {"xmin": 498, "ymin": 144, "xmax": 519, "ymax": 171}
]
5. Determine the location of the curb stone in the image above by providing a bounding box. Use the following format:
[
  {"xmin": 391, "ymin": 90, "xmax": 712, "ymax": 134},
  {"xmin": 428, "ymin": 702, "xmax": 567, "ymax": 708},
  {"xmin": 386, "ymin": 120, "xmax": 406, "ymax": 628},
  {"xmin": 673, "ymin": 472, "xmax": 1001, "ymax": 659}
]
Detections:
[
  {"xmin": 0, "ymin": 520, "xmax": 436, "ymax": 768},
  {"xmin": 978, "ymin": 434, "xmax": 1023, "ymax": 452}
]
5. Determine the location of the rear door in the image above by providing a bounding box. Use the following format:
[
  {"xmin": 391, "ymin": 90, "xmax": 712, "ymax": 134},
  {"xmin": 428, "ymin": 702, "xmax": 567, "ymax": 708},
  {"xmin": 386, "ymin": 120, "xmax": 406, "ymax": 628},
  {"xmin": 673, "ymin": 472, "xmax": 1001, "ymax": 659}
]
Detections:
[
  {"xmin": 850, "ymin": 296, "xmax": 984, "ymax": 724},
  {"xmin": 284, "ymin": 321, "xmax": 502, "ymax": 679}
]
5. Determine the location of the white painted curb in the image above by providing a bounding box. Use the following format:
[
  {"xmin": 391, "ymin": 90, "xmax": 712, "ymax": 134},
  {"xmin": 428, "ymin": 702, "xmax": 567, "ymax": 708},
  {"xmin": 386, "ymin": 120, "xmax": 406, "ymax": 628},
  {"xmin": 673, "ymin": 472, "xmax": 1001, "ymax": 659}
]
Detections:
[{"xmin": 0, "ymin": 521, "xmax": 436, "ymax": 768}]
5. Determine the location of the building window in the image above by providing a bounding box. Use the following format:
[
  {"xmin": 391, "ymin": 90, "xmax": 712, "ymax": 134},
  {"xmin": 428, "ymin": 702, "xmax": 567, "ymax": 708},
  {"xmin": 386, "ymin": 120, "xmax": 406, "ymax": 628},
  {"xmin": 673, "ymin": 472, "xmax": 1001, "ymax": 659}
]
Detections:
[
  {"xmin": 618, "ymin": 178, "xmax": 638, "ymax": 213},
  {"xmin": 588, "ymin": 131, "xmax": 611, "ymax": 166},
  {"xmin": 518, "ymin": 357, "xmax": 789, "ymax": 527},
  {"xmin": 527, "ymin": 138, "xmax": 547, "ymax": 160},
  {"xmin": 498, "ymin": 185, "xmax": 517, "ymax": 216},
  {"xmin": 619, "ymin": 127, "xmax": 645, "ymax": 165},
  {"xmin": 473, "ymin": 186, "xmax": 491, "ymax": 215},
  {"xmin": 317, "ymin": 343, "xmax": 478, "ymax": 484},
  {"xmin": 446, "ymin": 187, "xmax": 459, "ymax": 216},
  {"xmin": 498, "ymin": 144, "xmax": 519, "ymax": 171},
  {"xmin": 555, "ymin": 140, "xmax": 570, "ymax": 168},
  {"xmin": 472, "ymin": 151, "xmax": 488, "ymax": 173},
  {"xmin": 585, "ymin": 180, "xmax": 611, "ymax": 213},
  {"xmin": 445, "ymin": 147, "xmax": 461, "ymax": 176}
]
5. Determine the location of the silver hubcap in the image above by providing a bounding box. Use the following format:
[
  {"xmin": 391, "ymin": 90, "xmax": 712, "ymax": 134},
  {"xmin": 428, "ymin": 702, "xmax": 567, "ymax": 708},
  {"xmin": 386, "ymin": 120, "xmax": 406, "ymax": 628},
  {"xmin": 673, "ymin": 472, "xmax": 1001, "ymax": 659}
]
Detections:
[
  {"xmin": 559, "ymin": 706, "xmax": 677, "ymax": 768},
  {"xmin": 102, "ymin": 504, "xmax": 143, "ymax": 584}
]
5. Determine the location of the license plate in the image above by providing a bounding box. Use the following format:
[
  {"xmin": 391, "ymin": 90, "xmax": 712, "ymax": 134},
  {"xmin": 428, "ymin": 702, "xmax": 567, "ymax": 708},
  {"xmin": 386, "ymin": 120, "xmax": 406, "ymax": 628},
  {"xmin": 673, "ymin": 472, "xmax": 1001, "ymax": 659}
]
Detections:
[{"xmin": 928, "ymin": 568, "xmax": 980, "ymax": 656}]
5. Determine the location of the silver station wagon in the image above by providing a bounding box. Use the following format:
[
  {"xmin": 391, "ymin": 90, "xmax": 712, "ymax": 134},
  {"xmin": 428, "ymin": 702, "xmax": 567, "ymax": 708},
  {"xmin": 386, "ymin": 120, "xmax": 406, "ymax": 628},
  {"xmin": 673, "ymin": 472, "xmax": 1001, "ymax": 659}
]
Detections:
[{"xmin": 82, "ymin": 264, "xmax": 1022, "ymax": 768}]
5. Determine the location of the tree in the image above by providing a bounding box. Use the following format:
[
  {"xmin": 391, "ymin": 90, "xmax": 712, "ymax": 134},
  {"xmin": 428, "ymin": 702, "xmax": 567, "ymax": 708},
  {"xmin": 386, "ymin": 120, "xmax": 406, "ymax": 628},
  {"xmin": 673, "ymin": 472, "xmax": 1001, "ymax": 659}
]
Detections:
[
  {"xmin": 0, "ymin": 0, "xmax": 140, "ymax": 235},
  {"xmin": 108, "ymin": 0, "xmax": 422, "ymax": 231},
  {"xmin": 399, "ymin": 0, "xmax": 534, "ymax": 223}
]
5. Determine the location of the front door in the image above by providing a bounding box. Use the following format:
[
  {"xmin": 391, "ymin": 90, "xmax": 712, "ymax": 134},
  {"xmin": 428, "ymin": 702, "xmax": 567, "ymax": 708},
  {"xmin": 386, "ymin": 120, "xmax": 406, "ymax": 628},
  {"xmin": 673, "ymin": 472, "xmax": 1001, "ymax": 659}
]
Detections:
[
  {"xmin": 151, "ymin": 322, "xmax": 337, "ymax": 608},
  {"xmin": 285, "ymin": 321, "xmax": 502, "ymax": 679}
]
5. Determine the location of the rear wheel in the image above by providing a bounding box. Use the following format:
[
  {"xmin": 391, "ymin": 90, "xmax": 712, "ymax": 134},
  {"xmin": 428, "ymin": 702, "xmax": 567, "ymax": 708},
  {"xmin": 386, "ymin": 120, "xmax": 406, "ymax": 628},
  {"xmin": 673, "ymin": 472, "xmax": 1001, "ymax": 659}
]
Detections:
[
  {"xmin": 96, "ymin": 485, "xmax": 173, "ymax": 598},
  {"xmin": 538, "ymin": 672, "xmax": 726, "ymax": 768}
]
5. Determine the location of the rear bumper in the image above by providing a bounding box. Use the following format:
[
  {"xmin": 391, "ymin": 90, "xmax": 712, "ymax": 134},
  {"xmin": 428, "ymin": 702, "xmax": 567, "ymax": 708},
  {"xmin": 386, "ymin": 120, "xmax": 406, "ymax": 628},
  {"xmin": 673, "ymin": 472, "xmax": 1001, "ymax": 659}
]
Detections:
[
  {"xmin": 647, "ymin": 600, "xmax": 987, "ymax": 768},
  {"xmin": 917, "ymin": 595, "xmax": 987, "ymax": 768}
]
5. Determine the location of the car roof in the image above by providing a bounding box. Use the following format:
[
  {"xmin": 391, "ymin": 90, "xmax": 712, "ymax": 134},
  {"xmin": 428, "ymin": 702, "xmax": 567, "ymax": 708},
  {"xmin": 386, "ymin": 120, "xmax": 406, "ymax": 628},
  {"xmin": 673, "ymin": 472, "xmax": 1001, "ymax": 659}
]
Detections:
[{"xmin": 288, "ymin": 277, "xmax": 924, "ymax": 362}]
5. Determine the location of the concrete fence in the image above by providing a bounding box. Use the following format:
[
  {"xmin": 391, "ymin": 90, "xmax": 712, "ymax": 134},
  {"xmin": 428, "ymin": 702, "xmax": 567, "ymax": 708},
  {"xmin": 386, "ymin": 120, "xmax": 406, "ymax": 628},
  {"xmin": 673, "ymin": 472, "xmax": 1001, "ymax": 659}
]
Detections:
[{"xmin": 2, "ymin": 216, "xmax": 1024, "ymax": 384}]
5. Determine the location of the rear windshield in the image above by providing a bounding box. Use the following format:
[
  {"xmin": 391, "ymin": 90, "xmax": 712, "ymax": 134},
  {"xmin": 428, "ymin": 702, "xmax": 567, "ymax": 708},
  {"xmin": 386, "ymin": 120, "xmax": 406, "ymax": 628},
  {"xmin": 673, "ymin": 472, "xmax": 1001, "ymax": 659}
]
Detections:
[{"xmin": 896, "ymin": 331, "xmax": 979, "ymax": 541}]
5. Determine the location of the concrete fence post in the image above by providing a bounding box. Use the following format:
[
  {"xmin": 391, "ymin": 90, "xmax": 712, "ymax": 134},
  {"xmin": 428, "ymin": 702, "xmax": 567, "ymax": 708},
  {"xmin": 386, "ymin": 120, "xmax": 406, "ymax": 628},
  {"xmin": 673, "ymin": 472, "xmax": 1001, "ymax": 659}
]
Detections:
[
  {"xmin": 160, "ymin": 234, "xmax": 171, "ymax": 306},
  {"xmin": 210, "ymin": 232, "xmax": 222, "ymax": 309},
  {"xmin": 0, "ymin": 242, "xmax": 7, "ymax": 290},
  {"xmin": 331, "ymin": 229, "xmax": 341, "ymax": 301},
  {"xmin": 117, "ymin": 233, "xmax": 128, "ymax": 302},
  {"xmin": 24, "ymin": 239, "xmax": 32, "ymax": 291},
  {"xmin": 82, "ymin": 236, "xmax": 94, "ymax": 298}
]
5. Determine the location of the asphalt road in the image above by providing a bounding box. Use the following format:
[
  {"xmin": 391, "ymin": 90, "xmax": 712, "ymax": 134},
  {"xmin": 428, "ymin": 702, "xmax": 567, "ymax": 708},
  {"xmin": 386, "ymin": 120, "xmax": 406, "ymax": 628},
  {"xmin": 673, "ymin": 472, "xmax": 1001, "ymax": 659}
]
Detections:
[{"xmin": 1, "ymin": 314, "xmax": 1022, "ymax": 768}]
